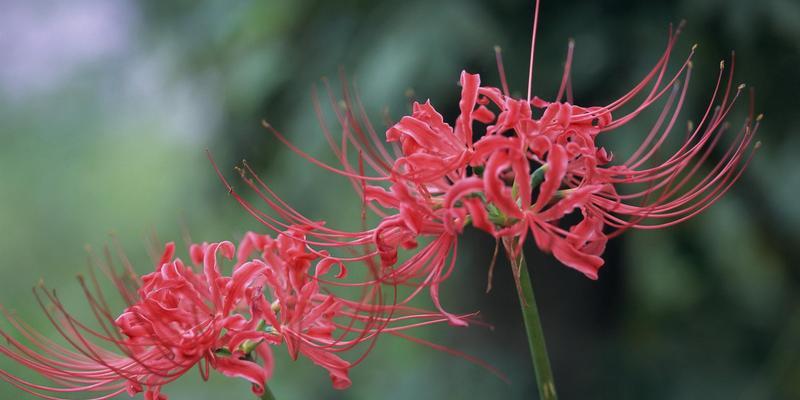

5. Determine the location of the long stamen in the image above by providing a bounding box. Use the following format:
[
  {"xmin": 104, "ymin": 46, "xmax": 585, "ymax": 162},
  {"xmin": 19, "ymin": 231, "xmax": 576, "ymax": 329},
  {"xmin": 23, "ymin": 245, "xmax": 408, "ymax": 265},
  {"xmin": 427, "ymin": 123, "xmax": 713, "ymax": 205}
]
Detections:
[
  {"xmin": 494, "ymin": 46, "xmax": 511, "ymax": 97},
  {"xmin": 527, "ymin": 0, "xmax": 542, "ymax": 102}
]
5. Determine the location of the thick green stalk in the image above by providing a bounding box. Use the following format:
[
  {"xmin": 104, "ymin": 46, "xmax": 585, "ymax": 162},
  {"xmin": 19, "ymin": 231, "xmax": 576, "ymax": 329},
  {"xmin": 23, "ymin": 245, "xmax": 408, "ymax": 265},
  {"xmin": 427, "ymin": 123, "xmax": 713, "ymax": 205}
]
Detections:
[
  {"xmin": 261, "ymin": 384, "xmax": 277, "ymax": 400},
  {"xmin": 508, "ymin": 244, "xmax": 558, "ymax": 400}
]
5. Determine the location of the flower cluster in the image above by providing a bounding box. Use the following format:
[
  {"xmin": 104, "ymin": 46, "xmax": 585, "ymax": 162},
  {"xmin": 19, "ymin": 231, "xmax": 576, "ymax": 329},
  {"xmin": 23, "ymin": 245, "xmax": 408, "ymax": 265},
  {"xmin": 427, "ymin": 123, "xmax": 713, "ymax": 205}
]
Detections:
[
  {"xmin": 228, "ymin": 24, "xmax": 760, "ymax": 324},
  {"xmin": 0, "ymin": 227, "xmax": 457, "ymax": 399},
  {"xmin": 1, "ymin": 12, "xmax": 760, "ymax": 399}
]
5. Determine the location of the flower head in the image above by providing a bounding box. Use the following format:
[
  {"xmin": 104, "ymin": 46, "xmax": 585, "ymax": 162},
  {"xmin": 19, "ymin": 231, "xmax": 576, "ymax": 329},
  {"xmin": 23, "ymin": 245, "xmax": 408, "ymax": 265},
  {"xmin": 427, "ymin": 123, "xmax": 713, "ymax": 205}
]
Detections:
[
  {"xmin": 219, "ymin": 19, "xmax": 759, "ymax": 322},
  {"xmin": 1, "ymin": 240, "xmax": 274, "ymax": 399},
  {"xmin": 1, "ymin": 227, "xmax": 468, "ymax": 398}
]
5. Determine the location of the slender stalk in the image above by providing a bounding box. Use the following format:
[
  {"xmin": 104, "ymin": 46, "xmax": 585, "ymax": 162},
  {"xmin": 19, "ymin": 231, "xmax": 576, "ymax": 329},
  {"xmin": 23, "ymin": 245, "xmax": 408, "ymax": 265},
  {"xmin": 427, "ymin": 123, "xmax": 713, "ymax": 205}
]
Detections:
[
  {"xmin": 261, "ymin": 384, "xmax": 277, "ymax": 400},
  {"xmin": 506, "ymin": 242, "xmax": 558, "ymax": 400}
]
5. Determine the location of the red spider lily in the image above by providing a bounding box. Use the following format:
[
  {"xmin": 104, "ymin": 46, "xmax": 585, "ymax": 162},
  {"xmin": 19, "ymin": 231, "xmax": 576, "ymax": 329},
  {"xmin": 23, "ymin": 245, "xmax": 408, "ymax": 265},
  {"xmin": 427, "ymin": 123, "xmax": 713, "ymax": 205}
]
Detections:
[
  {"xmin": 1, "ymin": 227, "xmax": 475, "ymax": 399},
  {"xmin": 208, "ymin": 12, "xmax": 759, "ymax": 335},
  {"xmin": 233, "ymin": 226, "xmax": 504, "ymax": 386},
  {"xmin": 236, "ymin": 227, "xmax": 381, "ymax": 389},
  {"xmin": 385, "ymin": 71, "xmax": 480, "ymax": 183},
  {"xmin": 1, "ymin": 240, "xmax": 275, "ymax": 399}
]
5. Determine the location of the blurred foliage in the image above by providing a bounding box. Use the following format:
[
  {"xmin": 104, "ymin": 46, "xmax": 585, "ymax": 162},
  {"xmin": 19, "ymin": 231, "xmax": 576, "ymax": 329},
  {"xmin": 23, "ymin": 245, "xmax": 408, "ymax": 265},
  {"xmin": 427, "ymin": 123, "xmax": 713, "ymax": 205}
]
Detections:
[{"xmin": 1, "ymin": 0, "xmax": 798, "ymax": 399}]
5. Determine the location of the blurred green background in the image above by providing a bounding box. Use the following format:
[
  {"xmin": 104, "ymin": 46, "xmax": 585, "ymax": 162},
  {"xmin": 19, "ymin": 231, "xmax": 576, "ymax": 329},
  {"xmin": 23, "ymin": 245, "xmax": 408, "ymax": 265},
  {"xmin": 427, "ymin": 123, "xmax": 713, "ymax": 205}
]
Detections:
[{"xmin": 1, "ymin": 0, "xmax": 799, "ymax": 399}]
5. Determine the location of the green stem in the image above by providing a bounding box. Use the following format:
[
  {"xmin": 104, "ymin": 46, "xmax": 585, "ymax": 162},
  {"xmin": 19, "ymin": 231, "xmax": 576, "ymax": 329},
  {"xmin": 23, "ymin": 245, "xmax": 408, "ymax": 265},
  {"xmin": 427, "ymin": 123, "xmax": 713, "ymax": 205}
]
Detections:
[
  {"xmin": 261, "ymin": 384, "xmax": 277, "ymax": 400},
  {"xmin": 507, "ymin": 243, "xmax": 558, "ymax": 400}
]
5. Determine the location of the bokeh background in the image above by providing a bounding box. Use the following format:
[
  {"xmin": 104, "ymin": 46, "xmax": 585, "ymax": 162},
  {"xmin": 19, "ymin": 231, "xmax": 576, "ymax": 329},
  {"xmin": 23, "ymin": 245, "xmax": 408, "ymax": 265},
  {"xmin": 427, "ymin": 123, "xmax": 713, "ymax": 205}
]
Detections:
[{"xmin": 1, "ymin": 0, "xmax": 799, "ymax": 399}]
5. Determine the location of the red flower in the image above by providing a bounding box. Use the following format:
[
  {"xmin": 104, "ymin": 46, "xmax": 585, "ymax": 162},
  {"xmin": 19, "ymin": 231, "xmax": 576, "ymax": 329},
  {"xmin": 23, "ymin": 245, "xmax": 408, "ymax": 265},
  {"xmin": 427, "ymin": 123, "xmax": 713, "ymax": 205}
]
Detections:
[
  {"xmin": 214, "ymin": 21, "xmax": 759, "ymax": 325},
  {"xmin": 385, "ymin": 72, "xmax": 480, "ymax": 183},
  {"xmin": 1, "ymin": 240, "xmax": 275, "ymax": 399},
  {"xmin": 238, "ymin": 228, "xmax": 355, "ymax": 388},
  {"xmin": 236, "ymin": 226, "xmax": 476, "ymax": 388},
  {"xmin": 2, "ymin": 226, "xmax": 474, "ymax": 398}
]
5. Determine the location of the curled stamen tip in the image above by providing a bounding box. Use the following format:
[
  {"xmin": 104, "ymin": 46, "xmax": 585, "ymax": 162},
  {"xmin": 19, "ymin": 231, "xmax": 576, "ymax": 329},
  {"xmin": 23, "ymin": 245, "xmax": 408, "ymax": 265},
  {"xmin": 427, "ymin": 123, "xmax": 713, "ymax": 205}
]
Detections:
[
  {"xmin": 737, "ymin": 83, "xmax": 746, "ymax": 90},
  {"xmin": 691, "ymin": 43, "xmax": 698, "ymax": 51},
  {"xmin": 261, "ymin": 120, "xmax": 272, "ymax": 128},
  {"xmin": 756, "ymin": 113, "xmax": 764, "ymax": 121},
  {"xmin": 493, "ymin": 45, "xmax": 502, "ymax": 53},
  {"xmin": 719, "ymin": 60, "xmax": 725, "ymax": 69},
  {"xmin": 37, "ymin": 278, "xmax": 45, "ymax": 288},
  {"xmin": 755, "ymin": 141, "xmax": 762, "ymax": 149},
  {"xmin": 568, "ymin": 37, "xmax": 575, "ymax": 46}
]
